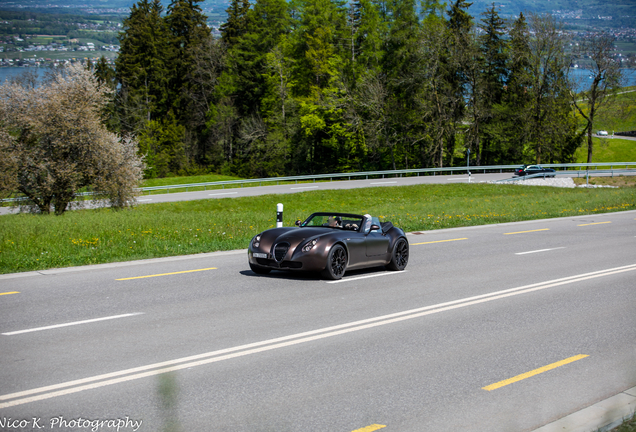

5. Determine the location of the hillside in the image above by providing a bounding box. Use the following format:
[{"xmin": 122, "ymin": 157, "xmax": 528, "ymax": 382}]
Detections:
[{"xmin": 1, "ymin": 0, "xmax": 635, "ymax": 28}]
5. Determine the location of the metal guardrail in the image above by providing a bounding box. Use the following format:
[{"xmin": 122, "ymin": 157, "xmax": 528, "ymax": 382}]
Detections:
[{"xmin": 3, "ymin": 163, "xmax": 635, "ymax": 203}]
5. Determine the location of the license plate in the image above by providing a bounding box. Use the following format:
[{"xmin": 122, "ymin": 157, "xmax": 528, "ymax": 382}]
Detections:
[{"xmin": 253, "ymin": 253, "xmax": 267, "ymax": 258}]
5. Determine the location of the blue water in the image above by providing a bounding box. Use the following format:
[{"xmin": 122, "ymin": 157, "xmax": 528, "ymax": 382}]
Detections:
[
  {"xmin": 2, "ymin": 66, "xmax": 635, "ymax": 91},
  {"xmin": 0, "ymin": 67, "xmax": 45, "ymax": 84},
  {"xmin": 569, "ymin": 68, "xmax": 636, "ymax": 91}
]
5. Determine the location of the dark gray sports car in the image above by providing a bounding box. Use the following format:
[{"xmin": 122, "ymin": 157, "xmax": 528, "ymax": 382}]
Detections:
[{"xmin": 247, "ymin": 212, "xmax": 409, "ymax": 280}]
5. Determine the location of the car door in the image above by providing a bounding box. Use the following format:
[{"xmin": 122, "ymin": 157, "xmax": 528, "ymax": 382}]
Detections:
[{"xmin": 364, "ymin": 217, "xmax": 390, "ymax": 257}]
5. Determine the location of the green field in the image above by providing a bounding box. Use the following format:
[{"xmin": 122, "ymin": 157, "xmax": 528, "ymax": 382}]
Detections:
[
  {"xmin": 1, "ymin": 183, "xmax": 634, "ymax": 274},
  {"xmin": 574, "ymin": 86, "xmax": 636, "ymax": 162},
  {"xmin": 576, "ymin": 86, "xmax": 635, "ymax": 131},
  {"xmin": 574, "ymin": 138, "xmax": 636, "ymax": 162},
  {"xmin": 141, "ymin": 174, "xmax": 243, "ymax": 188}
]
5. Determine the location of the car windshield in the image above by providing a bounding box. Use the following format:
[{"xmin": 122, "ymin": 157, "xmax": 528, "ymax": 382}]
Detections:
[{"xmin": 302, "ymin": 214, "xmax": 364, "ymax": 230}]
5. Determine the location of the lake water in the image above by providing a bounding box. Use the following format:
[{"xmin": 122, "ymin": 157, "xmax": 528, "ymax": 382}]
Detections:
[
  {"xmin": 2, "ymin": 66, "xmax": 635, "ymax": 91},
  {"xmin": 0, "ymin": 67, "xmax": 45, "ymax": 83}
]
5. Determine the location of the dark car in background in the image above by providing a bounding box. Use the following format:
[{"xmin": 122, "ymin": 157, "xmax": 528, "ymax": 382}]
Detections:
[
  {"xmin": 513, "ymin": 164, "xmax": 556, "ymax": 177},
  {"xmin": 247, "ymin": 212, "xmax": 409, "ymax": 280}
]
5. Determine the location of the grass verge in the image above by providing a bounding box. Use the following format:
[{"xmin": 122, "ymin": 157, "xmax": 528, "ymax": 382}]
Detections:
[
  {"xmin": 1, "ymin": 182, "xmax": 635, "ymax": 274},
  {"xmin": 608, "ymin": 411, "xmax": 636, "ymax": 432}
]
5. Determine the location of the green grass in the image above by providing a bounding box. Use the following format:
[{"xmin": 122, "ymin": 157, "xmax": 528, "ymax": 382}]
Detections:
[
  {"xmin": 574, "ymin": 138, "xmax": 636, "ymax": 163},
  {"xmin": 587, "ymin": 87, "xmax": 635, "ymax": 133},
  {"xmin": 574, "ymin": 86, "xmax": 636, "ymax": 162},
  {"xmin": 141, "ymin": 173, "xmax": 243, "ymax": 188},
  {"xmin": 1, "ymin": 183, "xmax": 635, "ymax": 274}
]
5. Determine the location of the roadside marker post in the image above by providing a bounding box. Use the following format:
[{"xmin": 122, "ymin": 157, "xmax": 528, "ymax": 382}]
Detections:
[{"xmin": 277, "ymin": 203, "xmax": 283, "ymax": 227}]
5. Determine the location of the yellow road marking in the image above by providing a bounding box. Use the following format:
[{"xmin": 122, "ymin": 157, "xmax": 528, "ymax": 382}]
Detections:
[
  {"xmin": 352, "ymin": 425, "xmax": 386, "ymax": 432},
  {"xmin": 504, "ymin": 228, "xmax": 550, "ymax": 235},
  {"xmin": 578, "ymin": 221, "xmax": 612, "ymax": 226},
  {"xmin": 0, "ymin": 292, "xmax": 19, "ymax": 296},
  {"xmin": 116, "ymin": 267, "xmax": 217, "ymax": 281},
  {"xmin": 411, "ymin": 238, "xmax": 468, "ymax": 245},
  {"xmin": 482, "ymin": 354, "xmax": 589, "ymax": 391}
]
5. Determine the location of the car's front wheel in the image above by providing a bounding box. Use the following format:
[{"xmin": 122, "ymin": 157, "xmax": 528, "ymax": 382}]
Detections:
[
  {"xmin": 321, "ymin": 244, "xmax": 347, "ymax": 280},
  {"xmin": 387, "ymin": 238, "xmax": 409, "ymax": 271},
  {"xmin": 250, "ymin": 262, "xmax": 271, "ymax": 275}
]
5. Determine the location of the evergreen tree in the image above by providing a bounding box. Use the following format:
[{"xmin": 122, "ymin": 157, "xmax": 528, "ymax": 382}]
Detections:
[
  {"xmin": 94, "ymin": 56, "xmax": 116, "ymax": 89},
  {"xmin": 220, "ymin": 0, "xmax": 251, "ymax": 48},
  {"xmin": 380, "ymin": 0, "xmax": 422, "ymax": 170},
  {"xmin": 355, "ymin": 0, "xmax": 385, "ymax": 74},
  {"xmin": 226, "ymin": 0, "xmax": 290, "ymax": 117},
  {"xmin": 442, "ymin": 0, "xmax": 472, "ymax": 167},
  {"xmin": 416, "ymin": 0, "xmax": 452, "ymax": 168},
  {"xmin": 499, "ymin": 12, "xmax": 532, "ymax": 162},
  {"xmin": 115, "ymin": 0, "xmax": 170, "ymax": 133},
  {"xmin": 475, "ymin": 3, "xmax": 507, "ymax": 165},
  {"xmin": 286, "ymin": 0, "xmax": 353, "ymax": 174},
  {"xmin": 165, "ymin": 0, "xmax": 212, "ymax": 118}
]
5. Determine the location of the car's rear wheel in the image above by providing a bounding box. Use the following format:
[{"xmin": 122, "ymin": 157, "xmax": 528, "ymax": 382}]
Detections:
[
  {"xmin": 387, "ymin": 238, "xmax": 409, "ymax": 271},
  {"xmin": 321, "ymin": 244, "xmax": 347, "ymax": 280},
  {"xmin": 250, "ymin": 262, "xmax": 271, "ymax": 275}
]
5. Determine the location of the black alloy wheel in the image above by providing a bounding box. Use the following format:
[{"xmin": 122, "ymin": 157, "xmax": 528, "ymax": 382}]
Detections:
[
  {"xmin": 387, "ymin": 238, "xmax": 409, "ymax": 271},
  {"xmin": 322, "ymin": 244, "xmax": 347, "ymax": 280}
]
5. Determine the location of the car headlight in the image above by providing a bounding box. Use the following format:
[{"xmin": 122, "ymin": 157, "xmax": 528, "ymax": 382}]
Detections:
[
  {"xmin": 302, "ymin": 239, "xmax": 317, "ymax": 252},
  {"xmin": 252, "ymin": 234, "xmax": 262, "ymax": 248}
]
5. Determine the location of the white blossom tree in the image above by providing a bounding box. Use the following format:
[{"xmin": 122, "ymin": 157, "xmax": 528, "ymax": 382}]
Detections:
[{"xmin": 0, "ymin": 64, "xmax": 144, "ymax": 215}]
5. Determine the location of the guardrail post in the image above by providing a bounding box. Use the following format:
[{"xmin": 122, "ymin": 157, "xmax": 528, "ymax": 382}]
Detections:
[{"xmin": 277, "ymin": 203, "xmax": 283, "ymax": 227}]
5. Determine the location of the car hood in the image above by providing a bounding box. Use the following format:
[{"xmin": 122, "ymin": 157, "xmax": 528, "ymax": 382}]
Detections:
[
  {"xmin": 274, "ymin": 227, "xmax": 336, "ymax": 244},
  {"xmin": 256, "ymin": 227, "xmax": 339, "ymax": 251}
]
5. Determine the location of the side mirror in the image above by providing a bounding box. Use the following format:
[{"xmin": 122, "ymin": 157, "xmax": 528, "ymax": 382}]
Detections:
[
  {"xmin": 295, "ymin": 220, "xmax": 302, "ymax": 226},
  {"xmin": 370, "ymin": 224, "xmax": 381, "ymax": 231}
]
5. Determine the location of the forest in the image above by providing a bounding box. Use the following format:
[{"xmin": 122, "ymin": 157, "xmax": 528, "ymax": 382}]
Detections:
[{"xmin": 98, "ymin": 0, "xmax": 620, "ymax": 179}]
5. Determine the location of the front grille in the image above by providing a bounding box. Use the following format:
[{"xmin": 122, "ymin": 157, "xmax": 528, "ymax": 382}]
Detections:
[
  {"xmin": 256, "ymin": 258, "xmax": 302, "ymax": 269},
  {"xmin": 274, "ymin": 242, "xmax": 290, "ymax": 262}
]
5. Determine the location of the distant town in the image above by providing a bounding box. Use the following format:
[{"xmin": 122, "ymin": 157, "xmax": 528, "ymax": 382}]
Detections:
[
  {"xmin": 1, "ymin": 0, "xmax": 635, "ymax": 69},
  {"xmin": 0, "ymin": 0, "xmax": 226, "ymax": 68}
]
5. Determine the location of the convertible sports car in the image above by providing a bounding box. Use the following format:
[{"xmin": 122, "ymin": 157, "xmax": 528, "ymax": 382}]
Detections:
[
  {"xmin": 513, "ymin": 164, "xmax": 556, "ymax": 177},
  {"xmin": 247, "ymin": 212, "xmax": 409, "ymax": 280}
]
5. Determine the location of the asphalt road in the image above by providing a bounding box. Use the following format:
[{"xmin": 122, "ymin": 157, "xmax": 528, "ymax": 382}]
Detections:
[{"xmin": 1, "ymin": 210, "xmax": 635, "ymax": 432}]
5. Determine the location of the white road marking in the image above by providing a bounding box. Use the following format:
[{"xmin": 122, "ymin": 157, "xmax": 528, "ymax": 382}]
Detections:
[
  {"xmin": 447, "ymin": 178, "xmax": 471, "ymax": 181},
  {"xmin": 2, "ymin": 313, "xmax": 144, "ymax": 336},
  {"xmin": 209, "ymin": 192, "xmax": 238, "ymax": 196},
  {"xmin": 290, "ymin": 186, "xmax": 319, "ymax": 190},
  {"xmin": 2, "ymin": 263, "xmax": 635, "ymax": 408},
  {"xmin": 369, "ymin": 181, "xmax": 397, "ymax": 184},
  {"xmin": 516, "ymin": 247, "xmax": 566, "ymax": 255},
  {"xmin": 137, "ymin": 199, "xmax": 152, "ymax": 202},
  {"xmin": 326, "ymin": 271, "xmax": 406, "ymax": 284}
]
